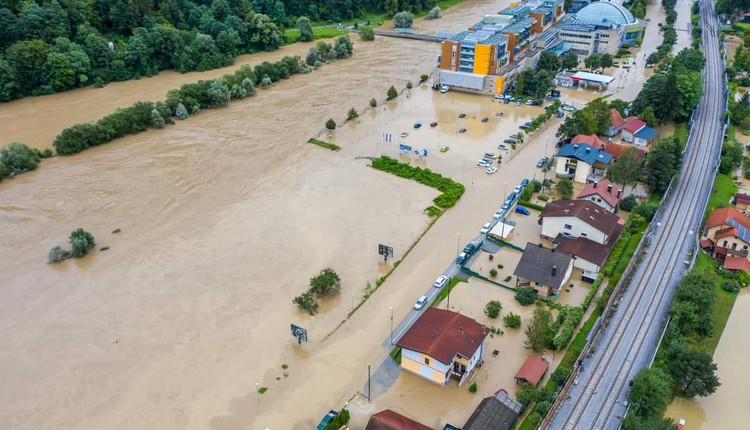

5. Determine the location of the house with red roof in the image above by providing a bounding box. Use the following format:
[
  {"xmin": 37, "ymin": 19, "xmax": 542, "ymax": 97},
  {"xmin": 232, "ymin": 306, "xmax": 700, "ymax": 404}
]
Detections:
[
  {"xmin": 622, "ymin": 117, "xmax": 658, "ymax": 146},
  {"xmin": 607, "ymin": 108, "xmax": 625, "ymax": 137},
  {"xmin": 571, "ymin": 134, "xmax": 606, "ymax": 148},
  {"xmin": 700, "ymin": 206, "xmax": 750, "ymax": 270},
  {"xmin": 396, "ymin": 307, "xmax": 489, "ymax": 386},
  {"xmin": 602, "ymin": 141, "xmax": 646, "ymax": 162},
  {"xmin": 365, "ymin": 409, "xmax": 432, "ymax": 430},
  {"xmin": 734, "ymin": 192, "xmax": 750, "ymax": 211},
  {"xmin": 514, "ymin": 355, "xmax": 550, "ymax": 385},
  {"xmin": 577, "ymin": 179, "xmax": 622, "ymax": 213}
]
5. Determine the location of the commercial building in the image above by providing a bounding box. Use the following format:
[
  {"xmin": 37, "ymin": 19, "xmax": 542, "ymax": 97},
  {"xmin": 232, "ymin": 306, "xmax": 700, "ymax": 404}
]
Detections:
[
  {"xmin": 396, "ymin": 308, "xmax": 488, "ymax": 386},
  {"xmin": 555, "ymin": 1, "xmax": 643, "ymax": 56}
]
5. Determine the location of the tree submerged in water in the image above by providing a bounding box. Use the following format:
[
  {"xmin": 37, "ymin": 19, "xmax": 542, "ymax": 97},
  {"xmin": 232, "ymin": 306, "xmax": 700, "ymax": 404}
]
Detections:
[{"xmin": 48, "ymin": 228, "xmax": 96, "ymax": 263}]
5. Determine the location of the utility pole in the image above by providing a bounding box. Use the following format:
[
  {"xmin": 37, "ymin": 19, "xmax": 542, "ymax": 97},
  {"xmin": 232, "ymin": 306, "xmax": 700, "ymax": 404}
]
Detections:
[
  {"xmin": 367, "ymin": 364, "xmax": 371, "ymax": 401},
  {"xmin": 389, "ymin": 306, "xmax": 394, "ymax": 345}
]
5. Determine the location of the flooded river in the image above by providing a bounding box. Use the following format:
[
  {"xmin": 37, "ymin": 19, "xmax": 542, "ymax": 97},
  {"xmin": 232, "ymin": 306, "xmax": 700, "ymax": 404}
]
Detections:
[{"xmin": 0, "ymin": 1, "xmax": 684, "ymax": 429}]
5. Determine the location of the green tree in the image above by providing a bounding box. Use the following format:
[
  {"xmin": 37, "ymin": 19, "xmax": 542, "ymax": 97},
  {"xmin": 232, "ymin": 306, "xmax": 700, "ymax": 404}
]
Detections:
[
  {"xmin": 600, "ymin": 53, "xmax": 614, "ymax": 69},
  {"xmin": 584, "ymin": 53, "xmax": 601, "ymax": 72},
  {"xmin": 516, "ymin": 287, "xmax": 537, "ymax": 306},
  {"xmin": 347, "ymin": 107, "xmax": 358, "ymax": 119},
  {"xmin": 387, "ymin": 85, "xmax": 398, "ymax": 100},
  {"xmin": 537, "ymin": 50, "xmax": 561, "ymax": 74},
  {"xmin": 297, "ymin": 16, "xmax": 313, "ymax": 42},
  {"xmin": 556, "ymin": 109, "xmax": 598, "ymax": 138},
  {"xmin": 151, "ymin": 109, "xmax": 165, "ymax": 128},
  {"xmin": 503, "ymin": 312, "xmax": 521, "ymax": 328},
  {"xmin": 628, "ymin": 367, "xmax": 673, "ymax": 419},
  {"xmin": 0, "ymin": 142, "xmax": 41, "ymax": 173},
  {"xmin": 309, "ymin": 267, "xmax": 341, "ymax": 297},
  {"xmin": 674, "ymin": 71, "xmax": 703, "ymax": 120},
  {"xmin": 369, "ymin": 98, "xmax": 377, "ymax": 107},
  {"xmin": 525, "ymin": 307, "xmax": 552, "ymax": 352},
  {"xmin": 69, "ymin": 228, "xmax": 95, "ymax": 258},
  {"xmin": 607, "ymin": 146, "xmax": 643, "ymax": 193},
  {"xmin": 6, "ymin": 39, "xmax": 52, "ymax": 94},
  {"xmin": 639, "ymin": 105, "xmax": 659, "ymax": 127},
  {"xmin": 516, "ymin": 382, "xmax": 538, "ymax": 407},
  {"xmin": 175, "ymin": 103, "xmax": 189, "ymax": 120},
  {"xmin": 325, "ymin": 118, "xmax": 336, "ymax": 130},
  {"xmin": 293, "ymin": 292, "xmax": 318, "ymax": 315},
  {"xmin": 427, "ymin": 6, "xmax": 441, "ymax": 19},
  {"xmin": 249, "ymin": 13, "xmax": 284, "ymax": 51},
  {"xmin": 48, "ymin": 245, "xmax": 71, "ymax": 264},
  {"xmin": 644, "ymin": 137, "xmax": 681, "ymax": 193},
  {"xmin": 622, "ymin": 415, "xmax": 679, "ymax": 430},
  {"xmin": 393, "ymin": 11, "xmax": 414, "ymax": 29},
  {"xmin": 550, "ymin": 364, "xmax": 571, "ymax": 386},
  {"xmin": 360, "ymin": 27, "xmax": 375, "ymax": 41},
  {"xmin": 562, "ymin": 52, "xmax": 579, "ymax": 70},
  {"xmin": 556, "ymin": 178, "xmax": 574, "ymax": 200},
  {"xmin": 385, "ymin": 0, "xmax": 399, "ymax": 16},
  {"xmin": 484, "ymin": 300, "xmax": 502, "ymax": 318},
  {"xmin": 620, "ymin": 194, "xmax": 637, "ymax": 211},
  {"xmin": 666, "ymin": 343, "xmax": 721, "ymax": 397}
]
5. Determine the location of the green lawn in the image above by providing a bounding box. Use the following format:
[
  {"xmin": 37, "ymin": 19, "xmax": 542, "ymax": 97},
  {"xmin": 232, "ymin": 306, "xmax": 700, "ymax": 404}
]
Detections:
[
  {"xmin": 284, "ymin": 27, "xmax": 349, "ymax": 44},
  {"xmin": 705, "ymin": 174, "xmax": 738, "ymax": 216},
  {"xmin": 690, "ymin": 253, "xmax": 739, "ymax": 355},
  {"xmin": 673, "ymin": 122, "xmax": 688, "ymax": 148},
  {"xmin": 431, "ymin": 277, "xmax": 466, "ymax": 306},
  {"xmin": 414, "ymin": 0, "xmax": 465, "ymax": 18}
]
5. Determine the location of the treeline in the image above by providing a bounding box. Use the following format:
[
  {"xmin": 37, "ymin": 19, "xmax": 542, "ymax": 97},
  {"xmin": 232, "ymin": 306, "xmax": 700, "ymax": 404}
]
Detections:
[
  {"xmin": 52, "ymin": 36, "xmax": 353, "ymax": 156},
  {"xmin": 0, "ymin": 0, "xmax": 446, "ymax": 102},
  {"xmin": 623, "ymin": 0, "xmax": 652, "ymax": 19},
  {"xmin": 0, "ymin": 142, "xmax": 52, "ymax": 183},
  {"xmin": 645, "ymin": 0, "xmax": 678, "ymax": 67},
  {"xmin": 717, "ymin": 0, "xmax": 750, "ymax": 15}
]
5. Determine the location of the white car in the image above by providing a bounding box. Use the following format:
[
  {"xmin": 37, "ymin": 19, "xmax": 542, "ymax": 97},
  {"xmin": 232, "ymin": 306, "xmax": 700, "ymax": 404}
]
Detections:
[
  {"xmin": 513, "ymin": 185, "xmax": 523, "ymax": 194},
  {"xmin": 486, "ymin": 166, "xmax": 498, "ymax": 174},
  {"xmin": 484, "ymin": 152, "xmax": 498, "ymax": 159},
  {"xmin": 414, "ymin": 295, "xmax": 428, "ymax": 310},
  {"xmin": 480, "ymin": 222, "xmax": 492, "ymax": 234},
  {"xmin": 477, "ymin": 159, "xmax": 492, "ymax": 167},
  {"xmin": 440, "ymin": 85, "xmax": 450, "ymax": 93},
  {"xmin": 493, "ymin": 210, "xmax": 506, "ymax": 220},
  {"xmin": 433, "ymin": 275, "xmax": 449, "ymax": 288}
]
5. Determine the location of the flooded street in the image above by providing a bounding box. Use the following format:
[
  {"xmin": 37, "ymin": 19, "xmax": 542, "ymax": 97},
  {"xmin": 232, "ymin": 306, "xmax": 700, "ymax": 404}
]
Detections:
[{"xmin": 0, "ymin": 1, "xmax": 687, "ymax": 429}]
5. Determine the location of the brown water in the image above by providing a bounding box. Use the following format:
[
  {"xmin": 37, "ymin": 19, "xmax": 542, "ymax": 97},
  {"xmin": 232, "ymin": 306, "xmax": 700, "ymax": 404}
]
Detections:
[{"xmin": 0, "ymin": 1, "xmax": 679, "ymax": 429}]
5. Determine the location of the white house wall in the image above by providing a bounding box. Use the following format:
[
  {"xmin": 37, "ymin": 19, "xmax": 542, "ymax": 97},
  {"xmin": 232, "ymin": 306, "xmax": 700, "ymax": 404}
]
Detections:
[
  {"xmin": 581, "ymin": 195, "xmax": 616, "ymax": 213},
  {"xmin": 541, "ymin": 216, "xmax": 608, "ymax": 244},
  {"xmin": 402, "ymin": 348, "xmax": 450, "ymax": 374}
]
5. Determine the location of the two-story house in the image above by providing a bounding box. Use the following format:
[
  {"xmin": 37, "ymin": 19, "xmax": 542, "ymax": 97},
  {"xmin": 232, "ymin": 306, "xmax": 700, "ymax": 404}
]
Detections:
[
  {"xmin": 576, "ymin": 179, "xmax": 622, "ymax": 213},
  {"xmin": 513, "ymin": 242, "xmax": 574, "ymax": 296},
  {"xmin": 539, "ymin": 200, "xmax": 625, "ymax": 274},
  {"xmin": 555, "ymin": 143, "xmax": 612, "ymax": 183},
  {"xmin": 607, "ymin": 108, "xmax": 625, "ymax": 137},
  {"xmin": 396, "ymin": 308, "xmax": 489, "ymax": 387},
  {"xmin": 622, "ymin": 117, "xmax": 658, "ymax": 146},
  {"xmin": 700, "ymin": 206, "xmax": 750, "ymax": 271}
]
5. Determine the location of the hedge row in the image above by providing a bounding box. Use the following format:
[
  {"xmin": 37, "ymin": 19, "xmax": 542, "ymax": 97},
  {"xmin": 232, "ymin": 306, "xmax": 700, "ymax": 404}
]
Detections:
[{"xmin": 371, "ymin": 156, "xmax": 465, "ymax": 209}]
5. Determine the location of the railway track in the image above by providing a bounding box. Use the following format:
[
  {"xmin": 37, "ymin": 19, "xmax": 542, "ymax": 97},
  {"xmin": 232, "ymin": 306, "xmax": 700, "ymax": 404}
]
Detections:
[{"xmin": 545, "ymin": 1, "xmax": 725, "ymax": 428}]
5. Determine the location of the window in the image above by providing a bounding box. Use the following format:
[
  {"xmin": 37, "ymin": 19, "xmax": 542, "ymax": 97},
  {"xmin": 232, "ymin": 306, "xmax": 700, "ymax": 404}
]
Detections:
[
  {"xmin": 581, "ymin": 232, "xmax": 588, "ymax": 237},
  {"xmin": 743, "ymin": 245, "xmax": 748, "ymax": 250},
  {"xmin": 424, "ymin": 357, "xmax": 430, "ymax": 365},
  {"xmin": 564, "ymin": 224, "xmax": 572, "ymax": 230},
  {"xmin": 723, "ymin": 240, "xmax": 728, "ymax": 247},
  {"xmin": 732, "ymin": 242, "xmax": 737, "ymax": 250}
]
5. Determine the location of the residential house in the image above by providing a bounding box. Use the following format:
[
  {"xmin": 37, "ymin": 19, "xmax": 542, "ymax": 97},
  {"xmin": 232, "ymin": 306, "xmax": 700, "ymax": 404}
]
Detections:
[
  {"xmin": 601, "ymin": 141, "xmax": 646, "ymax": 162},
  {"xmin": 555, "ymin": 143, "xmax": 612, "ymax": 183},
  {"xmin": 396, "ymin": 307, "xmax": 489, "ymax": 386},
  {"xmin": 734, "ymin": 192, "xmax": 750, "ymax": 211},
  {"xmin": 622, "ymin": 117, "xmax": 658, "ymax": 146},
  {"xmin": 462, "ymin": 390, "xmax": 524, "ymax": 430},
  {"xmin": 700, "ymin": 206, "xmax": 750, "ymax": 269},
  {"xmin": 570, "ymin": 133, "xmax": 605, "ymax": 148},
  {"xmin": 366, "ymin": 409, "xmax": 432, "ymax": 430},
  {"xmin": 540, "ymin": 200, "xmax": 625, "ymax": 273},
  {"xmin": 577, "ymin": 179, "xmax": 622, "ymax": 213},
  {"xmin": 514, "ymin": 355, "xmax": 550, "ymax": 385},
  {"xmin": 608, "ymin": 108, "xmax": 625, "ymax": 137},
  {"xmin": 513, "ymin": 242, "xmax": 574, "ymax": 296}
]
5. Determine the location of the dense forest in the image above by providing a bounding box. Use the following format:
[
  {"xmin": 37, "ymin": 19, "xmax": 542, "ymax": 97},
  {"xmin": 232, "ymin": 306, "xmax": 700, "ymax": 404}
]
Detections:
[{"xmin": 0, "ymin": 0, "xmax": 440, "ymax": 102}]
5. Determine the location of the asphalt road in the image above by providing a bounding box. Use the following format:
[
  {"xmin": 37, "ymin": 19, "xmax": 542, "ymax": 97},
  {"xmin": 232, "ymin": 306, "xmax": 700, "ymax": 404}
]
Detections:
[{"xmin": 545, "ymin": 1, "xmax": 726, "ymax": 429}]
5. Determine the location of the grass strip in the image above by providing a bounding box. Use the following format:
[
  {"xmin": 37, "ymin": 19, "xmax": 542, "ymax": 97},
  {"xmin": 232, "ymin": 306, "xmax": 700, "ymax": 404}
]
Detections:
[
  {"xmin": 704, "ymin": 174, "xmax": 737, "ymax": 216},
  {"xmin": 431, "ymin": 277, "xmax": 467, "ymax": 306},
  {"xmin": 308, "ymin": 138, "xmax": 341, "ymax": 151},
  {"xmin": 690, "ymin": 253, "xmax": 739, "ymax": 356},
  {"xmin": 371, "ymin": 156, "xmax": 465, "ymax": 210}
]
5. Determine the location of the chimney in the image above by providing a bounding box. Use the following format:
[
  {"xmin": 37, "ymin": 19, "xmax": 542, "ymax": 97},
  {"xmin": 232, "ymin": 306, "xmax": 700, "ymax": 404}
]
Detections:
[
  {"xmin": 433, "ymin": 331, "xmax": 438, "ymax": 337},
  {"xmin": 551, "ymin": 265, "xmax": 557, "ymax": 276},
  {"xmin": 586, "ymin": 147, "xmax": 591, "ymax": 153},
  {"xmin": 573, "ymin": 144, "xmax": 579, "ymax": 149},
  {"xmin": 607, "ymin": 184, "xmax": 613, "ymax": 194},
  {"xmin": 617, "ymin": 190, "xmax": 622, "ymax": 198},
  {"xmin": 593, "ymin": 181, "xmax": 598, "ymax": 188}
]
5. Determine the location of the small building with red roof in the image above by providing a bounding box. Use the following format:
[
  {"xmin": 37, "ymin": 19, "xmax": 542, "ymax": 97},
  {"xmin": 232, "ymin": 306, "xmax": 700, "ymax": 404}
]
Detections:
[
  {"xmin": 577, "ymin": 179, "xmax": 622, "ymax": 213},
  {"xmin": 607, "ymin": 108, "xmax": 625, "ymax": 137},
  {"xmin": 735, "ymin": 192, "xmax": 750, "ymax": 210},
  {"xmin": 601, "ymin": 141, "xmax": 646, "ymax": 162},
  {"xmin": 622, "ymin": 117, "xmax": 657, "ymax": 146},
  {"xmin": 701, "ymin": 206, "xmax": 750, "ymax": 270},
  {"xmin": 365, "ymin": 409, "xmax": 432, "ymax": 430},
  {"xmin": 514, "ymin": 355, "xmax": 550, "ymax": 385},
  {"xmin": 571, "ymin": 134, "xmax": 606, "ymax": 148},
  {"xmin": 396, "ymin": 307, "xmax": 489, "ymax": 386}
]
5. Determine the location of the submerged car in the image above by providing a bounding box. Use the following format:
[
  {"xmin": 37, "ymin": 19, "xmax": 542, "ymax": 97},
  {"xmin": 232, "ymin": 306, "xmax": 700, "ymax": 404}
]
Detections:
[
  {"xmin": 413, "ymin": 122, "xmax": 422, "ymax": 129},
  {"xmin": 498, "ymin": 143, "xmax": 509, "ymax": 150},
  {"xmin": 481, "ymin": 117, "xmax": 489, "ymax": 123},
  {"xmin": 484, "ymin": 152, "xmax": 498, "ymax": 159},
  {"xmin": 400, "ymin": 132, "xmax": 409, "ymax": 138},
  {"xmin": 430, "ymin": 121, "xmax": 438, "ymax": 127},
  {"xmin": 486, "ymin": 166, "xmax": 498, "ymax": 174},
  {"xmin": 317, "ymin": 411, "xmax": 339, "ymax": 430},
  {"xmin": 536, "ymin": 155, "xmax": 549, "ymax": 168},
  {"xmin": 440, "ymin": 146, "xmax": 450, "ymax": 153},
  {"xmin": 458, "ymin": 113, "xmax": 467, "ymax": 118},
  {"xmin": 458, "ymin": 128, "xmax": 467, "ymax": 133},
  {"xmin": 477, "ymin": 159, "xmax": 492, "ymax": 167}
]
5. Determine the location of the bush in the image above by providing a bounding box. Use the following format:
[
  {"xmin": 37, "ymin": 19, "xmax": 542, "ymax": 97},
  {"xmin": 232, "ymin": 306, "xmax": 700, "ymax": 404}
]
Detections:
[
  {"xmin": 406, "ymin": 81, "xmax": 413, "ymax": 89},
  {"xmin": 387, "ymin": 86, "xmax": 398, "ymax": 100},
  {"xmin": 360, "ymin": 27, "xmax": 375, "ymax": 41},
  {"xmin": 516, "ymin": 383, "xmax": 538, "ymax": 407},
  {"xmin": 326, "ymin": 119, "xmax": 336, "ymax": 130},
  {"xmin": 293, "ymin": 292, "xmax": 318, "ymax": 315},
  {"xmin": 503, "ymin": 312, "xmax": 521, "ymax": 328},
  {"xmin": 151, "ymin": 109, "xmax": 165, "ymax": 129},
  {"xmin": 1, "ymin": 142, "xmax": 41, "ymax": 173},
  {"xmin": 489, "ymin": 268, "xmax": 498, "ymax": 277},
  {"xmin": 620, "ymin": 194, "xmax": 637, "ymax": 211},
  {"xmin": 393, "ymin": 11, "xmax": 414, "ymax": 29},
  {"xmin": 323, "ymin": 409, "xmax": 350, "ymax": 430},
  {"xmin": 551, "ymin": 364, "xmax": 571, "ymax": 386},
  {"xmin": 484, "ymin": 300, "xmax": 502, "ymax": 318},
  {"xmin": 531, "ymin": 180, "xmax": 543, "ymax": 192},
  {"xmin": 420, "ymin": 74, "xmax": 429, "ymax": 83},
  {"xmin": 175, "ymin": 103, "xmax": 189, "ymax": 120},
  {"xmin": 347, "ymin": 108, "xmax": 358, "ymax": 120},
  {"xmin": 515, "ymin": 287, "xmax": 537, "ymax": 306},
  {"xmin": 371, "ymin": 156, "xmax": 465, "ymax": 209},
  {"xmin": 369, "ymin": 98, "xmax": 377, "ymax": 107},
  {"xmin": 468, "ymin": 381, "xmax": 478, "ymax": 393},
  {"xmin": 721, "ymin": 279, "xmax": 741, "ymax": 293},
  {"xmin": 536, "ymin": 400, "xmax": 551, "ymax": 417},
  {"xmin": 69, "ymin": 228, "xmax": 95, "ymax": 258},
  {"xmin": 309, "ymin": 268, "xmax": 341, "ymax": 297},
  {"xmin": 527, "ymin": 412, "xmax": 542, "ymax": 427},
  {"xmin": 48, "ymin": 246, "xmax": 70, "ymax": 264},
  {"xmin": 538, "ymin": 194, "xmax": 550, "ymax": 202}
]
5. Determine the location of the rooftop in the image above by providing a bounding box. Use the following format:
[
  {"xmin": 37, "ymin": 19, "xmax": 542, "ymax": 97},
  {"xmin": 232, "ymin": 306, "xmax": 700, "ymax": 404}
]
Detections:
[
  {"xmin": 634, "ymin": 125, "xmax": 657, "ymax": 140},
  {"xmin": 577, "ymin": 179, "xmax": 622, "ymax": 208},
  {"xmin": 556, "ymin": 143, "xmax": 612, "ymax": 165},
  {"xmin": 602, "ymin": 141, "xmax": 646, "ymax": 161},
  {"xmin": 735, "ymin": 192, "xmax": 750, "ymax": 205},
  {"xmin": 540, "ymin": 200, "xmax": 624, "ymax": 238},
  {"xmin": 514, "ymin": 355, "xmax": 550, "ymax": 385},
  {"xmin": 724, "ymin": 256, "xmax": 750, "ymax": 271},
  {"xmin": 575, "ymin": 1, "xmax": 637, "ymax": 26},
  {"xmin": 513, "ymin": 242, "xmax": 573, "ymax": 289},
  {"xmin": 366, "ymin": 409, "xmax": 432, "ymax": 430},
  {"xmin": 503, "ymin": 17, "xmax": 538, "ymax": 35},
  {"xmin": 500, "ymin": 5, "xmax": 532, "ymax": 17},
  {"xmin": 553, "ymin": 224, "xmax": 623, "ymax": 267},
  {"xmin": 623, "ymin": 117, "xmax": 647, "ymax": 133},
  {"xmin": 611, "ymin": 108, "xmax": 625, "ymax": 128},
  {"xmin": 463, "ymin": 392, "xmax": 523, "ymax": 430},
  {"xmin": 707, "ymin": 206, "xmax": 750, "ymax": 230},
  {"xmin": 571, "ymin": 71, "xmax": 615, "ymax": 85},
  {"xmin": 396, "ymin": 308, "xmax": 488, "ymax": 365},
  {"xmin": 571, "ymin": 134, "xmax": 606, "ymax": 148}
]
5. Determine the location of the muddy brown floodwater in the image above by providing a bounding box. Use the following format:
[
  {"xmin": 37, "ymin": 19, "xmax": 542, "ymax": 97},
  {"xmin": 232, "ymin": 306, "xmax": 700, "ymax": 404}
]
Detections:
[{"xmin": 0, "ymin": 1, "xmax": 688, "ymax": 429}]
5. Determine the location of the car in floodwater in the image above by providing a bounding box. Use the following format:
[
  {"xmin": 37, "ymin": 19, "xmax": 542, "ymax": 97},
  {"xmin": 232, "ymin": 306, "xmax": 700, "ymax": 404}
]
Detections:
[
  {"xmin": 477, "ymin": 159, "xmax": 492, "ymax": 167},
  {"xmin": 400, "ymin": 132, "xmax": 409, "ymax": 138},
  {"xmin": 430, "ymin": 121, "xmax": 438, "ymax": 127},
  {"xmin": 480, "ymin": 222, "xmax": 492, "ymax": 234},
  {"xmin": 481, "ymin": 117, "xmax": 489, "ymax": 123},
  {"xmin": 440, "ymin": 85, "xmax": 450, "ymax": 93},
  {"xmin": 537, "ymin": 155, "xmax": 549, "ymax": 168},
  {"xmin": 520, "ymin": 178, "xmax": 530, "ymax": 186},
  {"xmin": 484, "ymin": 152, "xmax": 497, "ymax": 159},
  {"xmin": 456, "ymin": 252, "xmax": 468, "ymax": 264},
  {"xmin": 413, "ymin": 122, "xmax": 422, "ymax": 129},
  {"xmin": 515, "ymin": 206, "xmax": 532, "ymax": 215},
  {"xmin": 433, "ymin": 275, "xmax": 449, "ymax": 289},
  {"xmin": 316, "ymin": 411, "xmax": 339, "ymax": 430},
  {"xmin": 440, "ymin": 146, "xmax": 450, "ymax": 153},
  {"xmin": 486, "ymin": 166, "xmax": 498, "ymax": 174},
  {"xmin": 498, "ymin": 143, "xmax": 509, "ymax": 150},
  {"xmin": 414, "ymin": 295, "xmax": 428, "ymax": 310},
  {"xmin": 458, "ymin": 128, "xmax": 467, "ymax": 133},
  {"xmin": 515, "ymin": 100, "xmax": 522, "ymax": 107},
  {"xmin": 458, "ymin": 113, "xmax": 467, "ymax": 118}
]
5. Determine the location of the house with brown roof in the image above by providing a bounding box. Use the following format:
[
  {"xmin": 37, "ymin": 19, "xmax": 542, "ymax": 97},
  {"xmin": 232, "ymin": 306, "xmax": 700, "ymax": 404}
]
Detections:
[
  {"xmin": 513, "ymin": 242, "xmax": 574, "ymax": 296},
  {"xmin": 462, "ymin": 390, "xmax": 523, "ymax": 430},
  {"xmin": 540, "ymin": 200, "xmax": 625, "ymax": 274},
  {"xmin": 700, "ymin": 207, "xmax": 750, "ymax": 270},
  {"xmin": 396, "ymin": 308, "xmax": 489, "ymax": 386},
  {"xmin": 577, "ymin": 179, "xmax": 622, "ymax": 213},
  {"xmin": 607, "ymin": 108, "xmax": 625, "ymax": 137},
  {"xmin": 734, "ymin": 192, "xmax": 750, "ymax": 211},
  {"xmin": 514, "ymin": 355, "xmax": 550, "ymax": 385},
  {"xmin": 601, "ymin": 141, "xmax": 646, "ymax": 162},
  {"xmin": 365, "ymin": 409, "xmax": 432, "ymax": 430},
  {"xmin": 571, "ymin": 134, "xmax": 606, "ymax": 148}
]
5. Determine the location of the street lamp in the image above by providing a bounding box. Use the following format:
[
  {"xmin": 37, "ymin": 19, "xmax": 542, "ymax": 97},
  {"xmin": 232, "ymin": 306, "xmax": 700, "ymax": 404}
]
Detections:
[
  {"xmin": 456, "ymin": 232, "xmax": 461, "ymax": 256},
  {"xmin": 256, "ymin": 382, "xmax": 260, "ymax": 403},
  {"xmin": 389, "ymin": 306, "xmax": 394, "ymax": 345}
]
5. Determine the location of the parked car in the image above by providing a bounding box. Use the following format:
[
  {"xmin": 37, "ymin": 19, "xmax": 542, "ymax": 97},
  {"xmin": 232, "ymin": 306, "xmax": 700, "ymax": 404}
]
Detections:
[
  {"xmin": 480, "ymin": 223, "xmax": 492, "ymax": 234},
  {"xmin": 525, "ymin": 100, "xmax": 535, "ymax": 106},
  {"xmin": 503, "ymin": 138, "xmax": 517, "ymax": 144},
  {"xmin": 520, "ymin": 178, "xmax": 530, "ymax": 186},
  {"xmin": 498, "ymin": 144, "xmax": 509, "ymax": 150},
  {"xmin": 433, "ymin": 275, "xmax": 449, "ymax": 289},
  {"xmin": 493, "ymin": 210, "xmax": 505, "ymax": 220},
  {"xmin": 536, "ymin": 155, "xmax": 549, "ymax": 168},
  {"xmin": 413, "ymin": 122, "xmax": 422, "ymax": 129},
  {"xmin": 463, "ymin": 242, "xmax": 478, "ymax": 254},
  {"xmin": 562, "ymin": 104, "xmax": 577, "ymax": 112},
  {"xmin": 458, "ymin": 113, "xmax": 467, "ymax": 118},
  {"xmin": 317, "ymin": 411, "xmax": 340, "ymax": 430},
  {"xmin": 456, "ymin": 252, "xmax": 468, "ymax": 264},
  {"xmin": 519, "ymin": 124, "xmax": 530, "ymax": 130},
  {"xmin": 477, "ymin": 159, "xmax": 492, "ymax": 167},
  {"xmin": 440, "ymin": 85, "xmax": 450, "ymax": 93},
  {"xmin": 494, "ymin": 94, "xmax": 504, "ymax": 99},
  {"xmin": 414, "ymin": 295, "xmax": 428, "ymax": 310},
  {"xmin": 515, "ymin": 100, "xmax": 522, "ymax": 107},
  {"xmin": 557, "ymin": 110, "xmax": 565, "ymax": 118},
  {"xmin": 510, "ymin": 133, "xmax": 520, "ymax": 139},
  {"xmin": 430, "ymin": 121, "xmax": 438, "ymax": 127},
  {"xmin": 531, "ymin": 115, "xmax": 539, "ymax": 120},
  {"xmin": 513, "ymin": 185, "xmax": 523, "ymax": 194},
  {"xmin": 484, "ymin": 152, "xmax": 497, "ymax": 159},
  {"xmin": 481, "ymin": 117, "xmax": 489, "ymax": 123},
  {"xmin": 501, "ymin": 201, "xmax": 513, "ymax": 210},
  {"xmin": 496, "ymin": 112, "xmax": 504, "ymax": 117},
  {"xmin": 515, "ymin": 206, "xmax": 531, "ymax": 215},
  {"xmin": 459, "ymin": 128, "xmax": 467, "ymax": 133},
  {"xmin": 550, "ymin": 89, "xmax": 561, "ymax": 98},
  {"xmin": 506, "ymin": 192, "xmax": 517, "ymax": 202},
  {"xmin": 486, "ymin": 166, "xmax": 498, "ymax": 174},
  {"xmin": 400, "ymin": 132, "xmax": 409, "ymax": 138}
]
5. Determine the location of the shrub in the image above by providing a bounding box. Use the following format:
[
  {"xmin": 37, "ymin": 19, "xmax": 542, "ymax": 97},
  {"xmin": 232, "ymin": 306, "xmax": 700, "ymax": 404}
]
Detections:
[
  {"xmin": 426, "ymin": 6, "xmax": 441, "ymax": 20},
  {"xmin": 406, "ymin": 81, "xmax": 413, "ymax": 89},
  {"xmin": 721, "ymin": 279, "xmax": 741, "ymax": 292},
  {"xmin": 323, "ymin": 409, "xmax": 350, "ymax": 430},
  {"xmin": 326, "ymin": 119, "xmax": 336, "ymax": 130},
  {"xmin": 489, "ymin": 268, "xmax": 498, "ymax": 277},
  {"xmin": 393, "ymin": 11, "xmax": 414, "ymax": 29},
  {"xmin": 151, "ymin": 109, "xmax": 165, "ymax": 129},
  {"xmin": 468, "ymin": 382, "xmax": 478, "ymax": 393},
  {"xmin": 516, "ymin": 383, "xmax": 538, "ymax": 407},
  {"xmin": 516, "ymin": 287, "xmax": 537, "ymax": 306},
  {"xmin": 69, "ymin": 228, "xmax": 95, "ymax": 258},
  {"xmin": 293, "ymin": 292, "xmax": 318, "ymax": 315},
  {"xmin": 620, "ymin": 194, "xmax": 637, "ymax": 211},
  {"xmin": 48, "ymin": 246, "xmax": 70, "ymax": 264},
  {"xmin": 371, "ymin": 156, "xmax": 465, "ymax": 209},
  {"xmin": 360, "ymin": 27, "xmax": 375, "ymax": 41},
  {"xmin": 347, "ymin": 108, "xmax": 359, "ymax": 120},
  {"xmin": 538, "ymin": 194, "xmax": 550, "ymax": 202},
  {"xmin": 484, "ymin": 300, "xmax": 502, "ymax": 318},
  {"xmin": 1, "ymin": 142, "xmax": 41, "ymax": 173},
  {"xmin": 503, "ymin": 312, "xmax": 521, "ymax": 328},
  {"xmin": 369, "ymin": 98, "xmax": 377, "ymax": 107},
  {"xmin": 536, "ymin": 400, "xmax": 551, "ymax": 417},
  {"xmin": 309, "ymin": 268, "xmax": 341, "ymax": 297},
  {"xmin": 528, "ymin": 412, "xmax": 542, "ymax": 427},
  {"xmin": 531, "ymin": 180, "xmax": 543, "ymax": 192},
  {"xmin": 175, "ymin": 103, "xmax": 189, "ymax": 120},
  {"xmin": 420, "ymin": 74, "xmax": 429, "ymax": 83},
  {"xmin": 551, "ymin": 364, "xmax": 571, "ymax": 386},
  {"xmin": 387, "ymin": 86, "xmax": 398, "ymax": 100}
]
